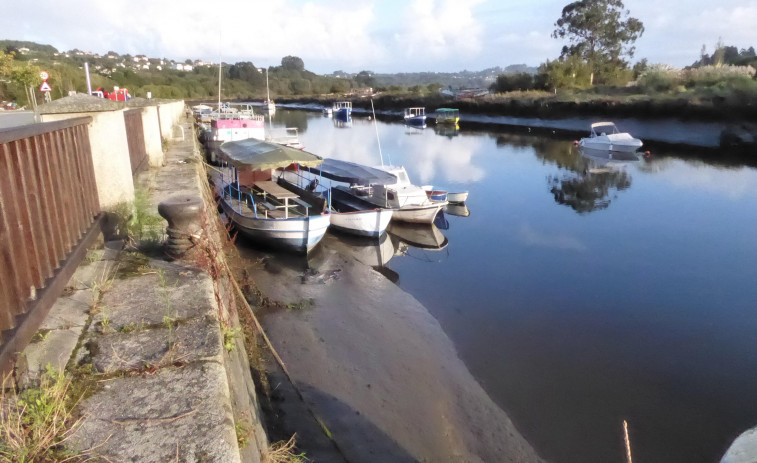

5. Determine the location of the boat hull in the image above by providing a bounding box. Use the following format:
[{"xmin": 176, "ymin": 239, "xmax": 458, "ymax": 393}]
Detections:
[
  {"xmin": 330, "ymin": 209, "xmax": 394, "ymax": 237},
  {"xmin": 392, "ymin": 203, "xmax": 445, "ymax": 224},
  {"xmin": 447, "ymin": 191, "xmax": 469, "ymax": 203},
  {"xmin": 334, "ymin": 108, "xmax": 352, "ymax": 121},
  {"xmin": 404, "ymin": 116, "xmax": 427, "ymax": 126},
  {"xmin": 220, "ymin": 198, "xmax": 329, "ymax": 253}
]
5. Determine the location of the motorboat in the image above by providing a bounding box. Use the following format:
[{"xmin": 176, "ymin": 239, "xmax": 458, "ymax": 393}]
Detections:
[
  {"xmin": 279, "ymin": 160, "xmax": 394, "ymax": 238},
  {"xmin": 204, "ymin": 103, "xmax": 265, "ymax": 164},
  {"xmin": 404, "ymin": 107, "xmax": 427, "ymax": 127},
  {"xmin": 435, "ymin": 108, "xmax": 459, "ymax": 125},
  {"xmin": 578, "ymin": 122, "xmax": 643, "ymax": 152},
  {"xmin": 216, "ymin": 139, "xmax": 330, "ymax": 253},
  {"xmin": 322, "ymin": 107, "xmax": 332, "ymax": 117},
  {"xmin": 266, "ymin": 127, "xmax": 304, "ymax": 150},
  {"xmin": 307, "ymin": 159, "xmax": 445, "ymax": 225},
  {"xmin": 332, "ymin": 101, "xmax": 352, "ymax": 121}
]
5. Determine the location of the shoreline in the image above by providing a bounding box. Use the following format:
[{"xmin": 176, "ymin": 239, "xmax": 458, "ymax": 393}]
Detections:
[{"xmin": 240, "ymin": 234, "xmax": 547, "ymax": 462}]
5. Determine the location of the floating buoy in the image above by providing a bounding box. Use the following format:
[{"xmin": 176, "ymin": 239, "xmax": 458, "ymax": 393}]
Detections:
[
  {"xmin": 574, "ymin": 140, "xmax": 579, "ymax": 145},
  {"xmin": 645, "ymin": 150, "xmax": 650, "ymax": 155}
]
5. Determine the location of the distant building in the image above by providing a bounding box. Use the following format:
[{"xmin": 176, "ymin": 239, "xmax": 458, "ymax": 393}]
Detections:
[{"xmin": 18, "ymin": 47, "xmax": 30, "ymax": 54}]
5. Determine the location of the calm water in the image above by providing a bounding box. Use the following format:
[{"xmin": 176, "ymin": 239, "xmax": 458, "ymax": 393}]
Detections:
[{"xmin": 263, "ymin": 109, "xmax": 757, "ymax": 463}]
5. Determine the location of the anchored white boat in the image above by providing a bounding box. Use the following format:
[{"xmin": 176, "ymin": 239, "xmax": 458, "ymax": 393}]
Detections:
[
  {"xmin": 217, "ymin": 139, "xmax": 330, "ymax": 253},
  {"xmin": 578, "ymin": 122, "xmax": 643, "ymax": 152}
]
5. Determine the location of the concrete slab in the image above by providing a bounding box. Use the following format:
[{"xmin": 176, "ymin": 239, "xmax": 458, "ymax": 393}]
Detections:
[
  {"xmin": 70, "ymin": 362, "xmax": 241, "ymax": 463},
  {"xmin": 40, "ymin": 289, "xmax": 94, "ymax": 330},
  {"xmin": 68, "ymin": 260, "xmax": 117, "ymax": 291},
  {"xmin": 95, "ymin": 260, "xmax": 216, "ymax": 332},
  {"xmin": 88, "ymin": 316, "xmax": 223, "ymax": 373},
  {"xmin": 19, "ymin": 328, "xmax": 81, "ymax": 383}
]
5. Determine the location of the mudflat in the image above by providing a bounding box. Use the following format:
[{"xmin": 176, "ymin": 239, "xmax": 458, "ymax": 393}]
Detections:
[{"xmin": 244, "ymin": 238, "xmax": 546, "ymax": 463}]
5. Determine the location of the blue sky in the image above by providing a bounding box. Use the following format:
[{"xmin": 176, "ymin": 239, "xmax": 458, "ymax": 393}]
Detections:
[{"xmin": 2, "ymin": 0, "xmax": 755, "ymax": 73}]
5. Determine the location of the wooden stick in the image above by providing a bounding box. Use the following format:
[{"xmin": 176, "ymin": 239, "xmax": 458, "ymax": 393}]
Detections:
[{"xmin": 624, "ymin": 420, "xmax": 633, "ymax": 463}]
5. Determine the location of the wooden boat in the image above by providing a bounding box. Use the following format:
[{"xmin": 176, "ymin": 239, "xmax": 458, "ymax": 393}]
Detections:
[
  {"xmin": 404, "ymin": 107, "xmax": 427, "ymax": 127},
  {"xmin": 332, "ymin": 101, "xmax": 352, "ymax": 121},
  {"xmin": 422, "ymin": 185, "xmax": 468, "ymax": 204},
  {"xmin": 217, "ymin": 139, "xmax": 330, "ymax": 253},
  {"xmin": 578, "ymin": 122, "xmax": 643, "ymax": 152},
  {"xmin": 435, "ymin": 108, "xmax": 459, "ymax": 125}
]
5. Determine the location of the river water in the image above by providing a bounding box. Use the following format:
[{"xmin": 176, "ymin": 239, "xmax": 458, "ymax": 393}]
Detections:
[{"xmin": 258, "ymin": 108, "xmax": 757, "ymax": 463}]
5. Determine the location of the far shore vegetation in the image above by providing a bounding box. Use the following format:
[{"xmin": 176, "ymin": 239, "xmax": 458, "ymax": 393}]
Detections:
[{"xmin": 1, "ymin": 0, "xmax": 755, "ymax": 120}]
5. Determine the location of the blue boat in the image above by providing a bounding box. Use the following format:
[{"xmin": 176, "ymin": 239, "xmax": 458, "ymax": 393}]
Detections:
[
  {"xmin": 332, "ymin": 101, "xmax": 352, "ymax": 122},
  {"xmin": 404, "ymin": 107, "xmax": 427, "ymax": 127}
]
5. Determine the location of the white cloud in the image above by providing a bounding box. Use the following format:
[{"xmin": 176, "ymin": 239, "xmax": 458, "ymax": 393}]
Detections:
[
  {"xmin": 393, "ymin": 0, "xmax": 485, "ymax": 63},
  {"xmin": 516, "ymin": 223, "xmax": 587, "ymax": 252}
]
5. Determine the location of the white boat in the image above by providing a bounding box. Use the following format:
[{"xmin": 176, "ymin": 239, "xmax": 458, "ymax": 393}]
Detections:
[
  {"xmin": 205, "ymin": 103, "xmax": 265, "ymax": 163},
  {"xmin": 217, "ymin": 139, "xmax": 330, "ymax": 253},
  {"xmin": 277, "ymin": 170, "xmax": 394, "ymax": 239},
  {"xmin": 266, "ymin": 127, "xmax": 303, "ymax": 150},
  {"xmin": 404, "ymin": 107, "xmax": 427, "ymax": 127},
  {"xmin": 447, "ymin": 191, "xmax": 469, "ymax": 203},
  {"xmin": 371, "ymin": 165, "xmax": 447, "ymax": 223},
  {"xmin": 322, "ymin": 107, "xmax": 332, "ymax": 117},
  {"xmin": 421, "ymin": 185, "xmax": 469, "ymax": 204},
  {"xmin": 578, "ymin": 122, "xmax": 643, "ymax": 152}
]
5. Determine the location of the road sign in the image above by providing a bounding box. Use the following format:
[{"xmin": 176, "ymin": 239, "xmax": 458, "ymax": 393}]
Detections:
[
  {"xmin": 40, "ymin": 71, "xmax": 49, "ymax": 80},
  {"xmin": 40, "ymin": 81, "xmax": 52, "ymax": 92}
]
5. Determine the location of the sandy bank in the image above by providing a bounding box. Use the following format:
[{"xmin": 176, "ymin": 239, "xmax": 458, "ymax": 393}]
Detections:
[{"xmin": 243, "ymin": 236, "xmax": 546, "ymax": 463}]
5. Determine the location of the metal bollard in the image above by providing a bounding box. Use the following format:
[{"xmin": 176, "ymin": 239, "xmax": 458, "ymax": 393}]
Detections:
[{"xmin": 157, "ymin": 195, "xmax": 204, "ymax": 260}]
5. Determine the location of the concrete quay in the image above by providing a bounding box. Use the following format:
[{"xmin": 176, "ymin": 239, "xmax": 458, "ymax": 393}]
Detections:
[{"xmin": 15, "ymin": 115, "xmax": 269, "ymax": 462}]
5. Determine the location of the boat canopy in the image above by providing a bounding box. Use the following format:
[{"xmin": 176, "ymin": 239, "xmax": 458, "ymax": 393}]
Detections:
[
  {"xmin": 219, "ymin": 138, "xmax": 322, "ymax": 171},
  {"xmin": 436, "ymin": 108, "xmax": 459, "ymax": 113},
  {"xmin": 308, "ymin": 158, "xmax": 398, "ymax": 185}
]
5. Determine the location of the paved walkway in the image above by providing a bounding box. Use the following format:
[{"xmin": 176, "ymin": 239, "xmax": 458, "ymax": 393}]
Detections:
[{"xmin": 18, "ymin": 116, "xmax": 265, "ymax": 462}]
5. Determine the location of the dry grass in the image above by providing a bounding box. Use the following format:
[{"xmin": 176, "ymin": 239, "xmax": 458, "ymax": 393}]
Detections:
[
  {"xmin": 263, "ymin": 435, "xmax": 308, "ymax": 463},
  {"xmin": 0, "ymin": 369, "xmax": 86, "ymax": 462}
]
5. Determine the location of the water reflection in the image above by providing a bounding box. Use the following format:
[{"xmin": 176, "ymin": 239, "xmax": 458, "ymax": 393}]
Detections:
[
  {"xmin": 333, "ymin": 118, "xmax": 352, "ymax": 128},
  {"xmin": 434, "ymin": 124, "xmax": 459, "ymax": 138},
  {"xmin": 546, "ymin": 147, "xmax": 635, "ymax": 214}
]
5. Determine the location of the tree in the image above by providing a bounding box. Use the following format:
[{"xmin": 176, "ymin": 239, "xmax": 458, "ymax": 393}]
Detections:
[
  {"xmin": 354, "ymin": 70, "xmax": 375, "ymax": 88},
  {"xmin": 281, "ymin": 56, "xmax": 304, "ymax": 72},
  {"xmin": 552, "ymin": 0, "xmax": 644, "ymax": 83},
  {"xmin": 0, "ymin": 50, "xmax": 14, "ymax": 77},
  {"xmin": 11, "ymin": 62, "xmax": 42, "ymax": 109}
]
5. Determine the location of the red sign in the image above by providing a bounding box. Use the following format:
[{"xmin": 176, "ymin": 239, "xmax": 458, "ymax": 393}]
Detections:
[
  {"xmin": 40, "ymin": 81, "xmax": 52, "ymax": 92},
  {"xmin": 40, "ymin": 71, "xmax": 49, "ymax": 80}
]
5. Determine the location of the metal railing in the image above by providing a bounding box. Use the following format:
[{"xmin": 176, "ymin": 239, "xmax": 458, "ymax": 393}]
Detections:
[{"xmin": 0, "ymin": 116, "xmax": 102, "ymax": 372}]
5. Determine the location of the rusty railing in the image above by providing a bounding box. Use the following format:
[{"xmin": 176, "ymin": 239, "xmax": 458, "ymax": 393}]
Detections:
[
  {"xmin": 124, "ymin": 109, "xmax": 148, "ymax": 175},
  {"xmin": 0, "ymin": 116, "xmax": 103, "ymax": 372}
]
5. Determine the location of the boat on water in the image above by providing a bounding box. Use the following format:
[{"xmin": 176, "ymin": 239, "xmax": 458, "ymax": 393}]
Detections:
[
  {"xmin": 578, "ymin": 122, "xmax": 643, "ymax": 152},
  {"xmin": 371, "ymin": 165, "xmax": 447, "ymax": 223},
  {"xmin": 421, "ymin": 185, "xmax": 469, "ymax": 204},
  {"xmin": 216, "ymin": 139, "xmax": 330, "ymax": 253},
  {"xmin": 266, "ymin": 127, "xmax": 304, "ymax": 150},
  {"xmin": 263, "ymin": 68, "xmax": 275, "ymax": 112},
  {"xmin": 435, "ymin": 108, "xmax": 459, "ymax": 125},
  {"xmin": 333, "ymin": 101, "xmax": 352, "ymax": 121},
  {"xmin": 322, "ymin": 107, "xmax": 332, "ymax": 117},
  {"xmin": 204, "ymin": 103, "xmax": 265, "ymax": 164},
  {"xmin": 278, "ymin": 162, "xmax": 394, "ymax": 238},
  {"xmin": 404, "ymin": 107, "xmax": 427, "ymax": 127}
]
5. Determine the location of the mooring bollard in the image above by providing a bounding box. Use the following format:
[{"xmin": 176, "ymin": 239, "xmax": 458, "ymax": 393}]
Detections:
[{"xmin": 157, "ymin": 195, "xmax": 204, "ymax": 260}]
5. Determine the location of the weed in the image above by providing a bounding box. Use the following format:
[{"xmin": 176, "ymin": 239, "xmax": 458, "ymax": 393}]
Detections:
[
  {"xmin": 30, "ymin": 330, "xmax": 52, "ymax": 344},
  {"xmin": 223, "ymin": 327, "xmax": 242, "ymax": 353},
  {"xmin": 107, "ymin": 188, "xmax": 165, "ymax": 249},
  {"xmin": 234, "ymin": 419, "xmax": 251, "ymax": 449},
  {"xmin": 286, "ymin": 299, "xmax": 314, "ymax": 311},
  {"xmin": 264, "ymin": 435, "xmax": 308, "ymax": 463},
  {"xmin": 118, "ymin": 323, "xmax": 139, "ymax": 334},
  {"xmin": 0, "ymin": 367, "xmax": 87, "ymax": 462}
]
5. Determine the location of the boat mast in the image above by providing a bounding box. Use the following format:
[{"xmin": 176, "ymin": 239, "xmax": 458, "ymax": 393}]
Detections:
[
  {"xmin": 371, "ymin": 99, "xmax": 385, "ymax": 166},
  {"xmin": 266, "ymin": 68, "xmax": 270, "ymax": 102}
]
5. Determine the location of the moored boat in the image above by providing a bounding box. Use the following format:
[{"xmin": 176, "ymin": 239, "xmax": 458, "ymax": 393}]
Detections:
[
  {"xmin": 404, "ymin": 107, "xmax": 427, "ymax": 127},
  {"xmin": 333, "ymin": 101, "xmax": 352, "ymax": 121},
  {"xmin": 217, "ymin": 139, "xmax": 330, "ymax": 253},
  {"xmin": 204, "ymin": 103, "xmax": 265, "ymax": 164},
  {"xmin": 578, "ymin": 122, "xmax": 643, "ymax": 152},
  {"xmin": 435, "ymin": 107, "xmax": 459, "ymax": 125}
]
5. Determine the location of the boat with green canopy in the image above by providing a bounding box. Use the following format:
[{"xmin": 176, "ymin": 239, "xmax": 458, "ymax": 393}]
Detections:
[
  {"xmin": 434, "ymin": 108, "xmax": 459, "ymax": 125},
  {"xmin": 217, "ymin": 138, "xmax": 330, "ymax": 253}
]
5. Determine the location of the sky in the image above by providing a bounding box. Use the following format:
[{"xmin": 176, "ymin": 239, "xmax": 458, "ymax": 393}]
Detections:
[{"xmin": 2, "ymin": 0, "xmax": 755, "ymax": 74}]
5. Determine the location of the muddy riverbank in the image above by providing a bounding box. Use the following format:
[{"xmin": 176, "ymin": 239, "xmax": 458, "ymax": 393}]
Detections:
[{"xmin": 241, "ymin": 235, "xmax": 546, "ymax": 463}]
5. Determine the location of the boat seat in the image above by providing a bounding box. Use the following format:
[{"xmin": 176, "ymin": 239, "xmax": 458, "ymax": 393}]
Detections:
[
  {"xmin": 291, "ymin": 198, "xmax": 311, "ymax": 208},
  {"xmin": 259, "ymin": 201, "xmax": 276, "ymax": 210},
  {"xmin": 266, "ymin": 209, "xmax": 287, "ymax": 219}
]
